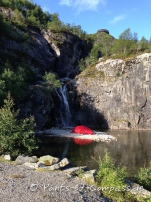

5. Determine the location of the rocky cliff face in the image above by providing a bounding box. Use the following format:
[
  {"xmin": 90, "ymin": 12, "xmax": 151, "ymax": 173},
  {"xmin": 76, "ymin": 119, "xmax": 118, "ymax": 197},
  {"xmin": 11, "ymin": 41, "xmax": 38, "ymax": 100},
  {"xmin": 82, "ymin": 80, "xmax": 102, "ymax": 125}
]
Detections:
[
  {"xmin": 0, "ymin": 7, "xmax": 91, "ymax": 129},
  {"xmin": 42, "ymin": 30, "xmax": 91, "ymax": 78},
  {"xmin": 72, "ymin": 53, "xmax": 151, "ymax": 129},
  {"xmin": 1, "ymin": 7, "xmax": 151, "ymax": 130},
  {"xmin": 18, "ymin": 30, "xmax": 91, "ymax": 129}
]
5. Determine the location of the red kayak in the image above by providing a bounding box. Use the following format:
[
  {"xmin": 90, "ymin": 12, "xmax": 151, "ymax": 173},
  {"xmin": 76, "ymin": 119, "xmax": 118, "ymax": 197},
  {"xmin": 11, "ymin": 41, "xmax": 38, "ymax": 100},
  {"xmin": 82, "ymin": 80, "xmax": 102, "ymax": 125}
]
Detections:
[{"xmin": 72, "ymin": 125, "xmax": 94, "ymax": 135}]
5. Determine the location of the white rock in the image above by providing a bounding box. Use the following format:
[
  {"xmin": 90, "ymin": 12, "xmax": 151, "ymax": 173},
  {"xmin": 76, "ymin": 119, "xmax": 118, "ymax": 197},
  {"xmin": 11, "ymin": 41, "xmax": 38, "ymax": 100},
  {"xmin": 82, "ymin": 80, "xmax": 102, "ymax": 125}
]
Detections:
[
  {"xmin": 38, "ymin": 155, "xmax": 59, "ymax": 166},
  {"xmin": 59, "ymin": 158, "xmax": 70, "ymax": 167},
  {"xmin": 4, "ymin": 154, "xmax": 11, "ymax": 161}
]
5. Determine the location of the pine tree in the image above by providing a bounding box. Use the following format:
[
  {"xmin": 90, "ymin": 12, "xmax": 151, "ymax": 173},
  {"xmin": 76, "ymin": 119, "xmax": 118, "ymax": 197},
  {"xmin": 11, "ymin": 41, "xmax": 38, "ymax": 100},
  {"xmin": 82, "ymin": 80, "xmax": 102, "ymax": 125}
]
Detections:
[{"xmin": 0, "ymin": 92, "xmax": 38, "ymax": 158}]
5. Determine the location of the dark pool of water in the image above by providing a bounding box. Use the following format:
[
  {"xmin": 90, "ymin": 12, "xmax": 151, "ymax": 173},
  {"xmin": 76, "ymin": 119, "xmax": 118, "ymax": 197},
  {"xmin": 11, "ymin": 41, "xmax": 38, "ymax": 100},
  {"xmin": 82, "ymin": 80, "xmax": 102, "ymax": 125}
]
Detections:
[{"xmin": 34, "ymin": 130, "xmax": 151, "ymax": 173}]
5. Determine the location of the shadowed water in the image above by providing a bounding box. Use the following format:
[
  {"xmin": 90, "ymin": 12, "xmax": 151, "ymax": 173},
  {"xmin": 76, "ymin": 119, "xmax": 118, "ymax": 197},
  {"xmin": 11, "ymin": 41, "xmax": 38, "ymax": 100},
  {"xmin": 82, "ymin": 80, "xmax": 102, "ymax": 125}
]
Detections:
[{"xmin": 35, "ymin": 130, "xmax": 151, "ymax": 173}]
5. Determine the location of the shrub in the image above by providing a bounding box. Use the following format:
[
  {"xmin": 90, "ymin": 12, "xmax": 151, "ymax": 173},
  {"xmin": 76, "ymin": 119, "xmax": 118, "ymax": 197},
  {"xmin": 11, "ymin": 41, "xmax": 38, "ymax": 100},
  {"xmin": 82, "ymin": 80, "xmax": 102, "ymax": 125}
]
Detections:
[
  {"xmin": 135, "ymin": 162, "xmax": 151, "ymax": 191},
  {"xmin": 43, "ymin": 72, "xmax": 61, "ymax": 91},
  {"xmin": 95, "ymin": 151, "xmax": 134, "ymax": 201},
  {"xmin": 0, "ymin": 92, "xmax": 38, "ymax": 158},
  {"xmin": 78, "ymin": 58, "xmax": 86, "ymax": 72},
  {"xmin": 0, "ymin": 66, "xmax": 27, "ymax": 105}
]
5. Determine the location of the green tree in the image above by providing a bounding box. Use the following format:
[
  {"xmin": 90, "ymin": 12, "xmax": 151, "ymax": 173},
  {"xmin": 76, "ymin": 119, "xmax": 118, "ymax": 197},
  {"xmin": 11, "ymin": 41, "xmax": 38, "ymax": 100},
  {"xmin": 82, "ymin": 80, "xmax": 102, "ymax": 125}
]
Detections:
[
  {"xmin": 0, "ymin": 64, "xmax": 27, "ymax": 104},
  {"xmin": 78, "ymin": 58, "xmax": 86, "ymax": 72},
  {"xmin": 43, "ymin": 72, "xmax": 61, "ymax": 91},
  {"xmin": 100, "ymin": 33, "xmax": 114, "ymax": 56},
  {"xmin": 0, "ymin": 92, "xmax": 38, "ymax": 158},
  {"xmin": 90, "ymin": 45, "xmax": 102, "ymax": 60},
  {"xmin": 11, "ymin": 8, "xmax": 26, "ymax": 27},
  {"xmin": 115, "ymin": 28, "xmax": 138, "ymax": 56},
  {"xmin": 47, "ymin": 13, "xmax": 62, "ymax": 32},
  {"xmin": 137, "ymin": 36, "xmax": 148, "ymax": 53}
]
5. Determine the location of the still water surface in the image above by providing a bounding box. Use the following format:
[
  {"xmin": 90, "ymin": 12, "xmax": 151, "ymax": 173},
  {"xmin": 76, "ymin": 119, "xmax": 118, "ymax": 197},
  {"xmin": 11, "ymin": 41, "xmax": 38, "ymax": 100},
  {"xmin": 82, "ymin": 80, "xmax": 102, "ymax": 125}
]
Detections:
[{"xmin": 36, "ymin": 130, "xmax": 151, "ymax": 172}]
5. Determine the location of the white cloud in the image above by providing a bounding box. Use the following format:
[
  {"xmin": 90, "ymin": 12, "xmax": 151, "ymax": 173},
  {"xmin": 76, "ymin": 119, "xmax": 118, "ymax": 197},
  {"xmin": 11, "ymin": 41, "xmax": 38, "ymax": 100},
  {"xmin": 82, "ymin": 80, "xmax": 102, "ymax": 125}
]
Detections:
[
  {"xmin": 109, "ymin": 15, "xmax": 126, "ymax": 24},
  {"xmin": 59, "ymin": 0, "xmax": 106, "ymax": 12},
  {"xmin": 59, "ymin": 0, "xmax": 72, "ymax": 7},
  {"xmin": 74, "ymin": 0, "xmax": 105, "ymax": 12}
]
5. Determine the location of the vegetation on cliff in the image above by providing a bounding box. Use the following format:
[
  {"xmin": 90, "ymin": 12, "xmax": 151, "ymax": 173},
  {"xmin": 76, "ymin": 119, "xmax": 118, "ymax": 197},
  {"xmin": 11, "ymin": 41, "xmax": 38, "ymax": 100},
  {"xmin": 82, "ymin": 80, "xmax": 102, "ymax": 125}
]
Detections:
[
  {"xmin": 78, "ymin": 28, "xmax": 151, "ymax": 72},
  {"xmin": 0, "ymin": 0, "xmax": 92, "ymax": 105},
  {"xmin": 0, "ymin": 0, "xmax": 90, "ymax": 40},
  {"xmin": 42, "ymin": 72, "xmax": 61, "ymax": 93}
]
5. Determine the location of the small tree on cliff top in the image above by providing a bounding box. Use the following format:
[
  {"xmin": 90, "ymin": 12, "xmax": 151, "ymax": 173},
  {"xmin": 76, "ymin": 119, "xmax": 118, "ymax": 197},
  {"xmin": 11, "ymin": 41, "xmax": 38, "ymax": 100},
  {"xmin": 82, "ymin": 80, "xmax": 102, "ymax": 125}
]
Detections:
[{"xmin": 0, "ymin": 92, "xmax": 38, "ymax": 158}]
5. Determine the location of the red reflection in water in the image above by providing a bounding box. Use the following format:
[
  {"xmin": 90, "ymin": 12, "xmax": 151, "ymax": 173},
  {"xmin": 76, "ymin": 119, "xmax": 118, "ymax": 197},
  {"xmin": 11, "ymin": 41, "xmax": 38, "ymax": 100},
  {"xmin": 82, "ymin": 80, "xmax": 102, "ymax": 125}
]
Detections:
[{"xmin": 73, "ymin": 138, "xmax": 93, "ymax": 145}]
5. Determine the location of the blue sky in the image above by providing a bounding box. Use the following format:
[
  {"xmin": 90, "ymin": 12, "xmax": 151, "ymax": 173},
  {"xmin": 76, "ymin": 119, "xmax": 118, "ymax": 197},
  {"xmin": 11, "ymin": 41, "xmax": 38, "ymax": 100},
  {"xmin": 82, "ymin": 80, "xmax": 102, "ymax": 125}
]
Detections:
[{"xmin": 33, "ymin": 0, "xmax": 151, "ymax": 40}]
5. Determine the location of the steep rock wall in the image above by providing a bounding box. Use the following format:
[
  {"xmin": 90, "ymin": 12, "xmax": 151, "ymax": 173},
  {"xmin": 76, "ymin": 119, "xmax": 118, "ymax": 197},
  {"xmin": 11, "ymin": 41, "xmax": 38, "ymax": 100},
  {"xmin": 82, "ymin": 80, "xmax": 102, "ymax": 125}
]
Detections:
[
  {"xmin": 42, "ymin": 30, "xmax": 91, "ymax": 78},
  {"xmin": 0, "ymin": 7, "xmax": 91, "ymax": 129},
  {"xmin": 72, "ymin": 53, "xmax": 151, "ymax": 129}
]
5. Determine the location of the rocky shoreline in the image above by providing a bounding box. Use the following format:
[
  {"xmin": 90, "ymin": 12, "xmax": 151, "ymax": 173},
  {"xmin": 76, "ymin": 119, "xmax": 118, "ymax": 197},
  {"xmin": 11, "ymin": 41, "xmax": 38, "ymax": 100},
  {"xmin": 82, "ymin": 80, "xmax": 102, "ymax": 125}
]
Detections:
[
  {"xmin": 35, "ymin": 128, "xmax": 116, "ymax": 143},
  {"xmin": 1, "ymin": 153, "xmax": 151, "ymax": 202},
  {"xmin": 0, "ymin": 155, "xmax": 109, "ymax": 202}
]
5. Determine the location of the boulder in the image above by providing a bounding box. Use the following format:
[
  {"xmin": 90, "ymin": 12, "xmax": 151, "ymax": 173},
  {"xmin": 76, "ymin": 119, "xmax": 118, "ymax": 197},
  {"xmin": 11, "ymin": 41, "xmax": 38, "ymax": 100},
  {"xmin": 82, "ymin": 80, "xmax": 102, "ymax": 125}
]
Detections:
[
  {"xmin": 38, "ymin": 155, "xmax": 59, "ymax": 166},
  {"xmin": 37, "ymin": 158, "xmax": 70, "ymax": 171},
  {"xmin": 39, "ymin": 163, "xmax": 61, "ymax": 171},
  {"xmin": 23, "ymin": 162, "xmax": 45, "ymax": 169},
  {"xmin": 4, "ymin": 154, "xmax": 11, "ymax": 161},
  {"xmin": 59, "ymin": 158, "xmax": 70, "ymax": 167},
  {"xmin": 15, "ymin": 155, "xmax": 38, "ymax": 165},
  {"xmin": 82, "ymin": 170, "xmax": 97, "ymax": 183},
  {"xmin": 63, "ymin": 166, "xmax": 88, "ymax": 175}
]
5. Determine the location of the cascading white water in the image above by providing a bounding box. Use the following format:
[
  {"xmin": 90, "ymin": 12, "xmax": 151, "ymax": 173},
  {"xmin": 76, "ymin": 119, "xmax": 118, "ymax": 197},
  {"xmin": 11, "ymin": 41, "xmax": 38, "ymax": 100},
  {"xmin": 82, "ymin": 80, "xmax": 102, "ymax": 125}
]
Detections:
[{"xmin": 56, "ymin": 84, "xmax": 72, "ymax": 127}]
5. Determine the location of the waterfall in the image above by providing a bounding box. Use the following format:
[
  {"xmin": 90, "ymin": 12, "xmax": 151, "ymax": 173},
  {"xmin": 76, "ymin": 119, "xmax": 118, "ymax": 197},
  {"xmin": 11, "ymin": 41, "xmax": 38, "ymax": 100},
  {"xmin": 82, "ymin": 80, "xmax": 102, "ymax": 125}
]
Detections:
[{"xmin": 56, "ymin": 84, "xmax": 72, "ymax": 128}]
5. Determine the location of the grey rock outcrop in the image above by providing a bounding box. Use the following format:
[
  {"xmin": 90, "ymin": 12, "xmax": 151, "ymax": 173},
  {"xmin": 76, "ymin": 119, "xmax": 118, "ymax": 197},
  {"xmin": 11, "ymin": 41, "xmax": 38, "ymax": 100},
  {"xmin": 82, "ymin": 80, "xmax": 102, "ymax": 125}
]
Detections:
[
  {"xmin": 72, "ymin": 53, "xmax": 151, "ymax": 129},
  {"xmin": 0, "ymin": 7, "xmax": 92, "ymax": 130},
  {"xmin": 15, "ymin": 155, "xmax": 69, "ymax": 170},
  {"xmin": 82, "ymin": 170, "xmax": 97, "ymax": 183},
  {"xmin": 63, "ymin": 166, "xmax": 88, "ymax": 175},
  {"xmin": 15, "ymin": 155, "xmax": 38, "ymax": 165},
  {"xmin": 41, "ymin": 30, "xmax": 92, "ymax": 78}
]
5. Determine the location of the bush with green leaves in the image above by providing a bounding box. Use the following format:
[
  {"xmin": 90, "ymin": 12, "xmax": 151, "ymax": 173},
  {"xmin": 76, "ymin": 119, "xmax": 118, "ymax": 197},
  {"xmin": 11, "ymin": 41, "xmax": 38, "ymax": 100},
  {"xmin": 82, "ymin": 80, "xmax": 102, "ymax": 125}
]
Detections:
[
  {"xmin": 0, "ymin": 63, "xmax": 27, "ymax": 106},
  {"xmin": 135, "ymin": 162, "xmax": 151, "ymax": 191},
  {"xmin": 0, "ymin": 93, "xmax": 38, "ymax": 158},
  {"xmin": 42, "ymin": 72, "xmax": 61, "ymax": 92},
  {"xmin": 95, "ymin": 151, "xmax": 133, "ymax": 201},
  {"xmin": 0, "ymin": 60, "xmax": 36, "ymax": 106}
]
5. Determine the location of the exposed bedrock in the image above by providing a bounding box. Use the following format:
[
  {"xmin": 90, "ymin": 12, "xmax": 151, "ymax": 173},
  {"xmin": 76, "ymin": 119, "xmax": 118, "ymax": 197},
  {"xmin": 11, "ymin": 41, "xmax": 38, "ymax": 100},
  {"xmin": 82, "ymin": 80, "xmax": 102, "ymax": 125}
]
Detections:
[{"xmin": 71, "ymin": 53, "xmax": 151, "ymax": 129}]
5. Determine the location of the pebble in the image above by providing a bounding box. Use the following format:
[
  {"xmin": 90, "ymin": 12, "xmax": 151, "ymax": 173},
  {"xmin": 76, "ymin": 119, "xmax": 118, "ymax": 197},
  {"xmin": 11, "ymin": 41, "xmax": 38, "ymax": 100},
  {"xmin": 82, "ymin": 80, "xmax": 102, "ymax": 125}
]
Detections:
[{"xmin": 0, "ymin": 162, "xmax": 109, "ymax": 202}]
